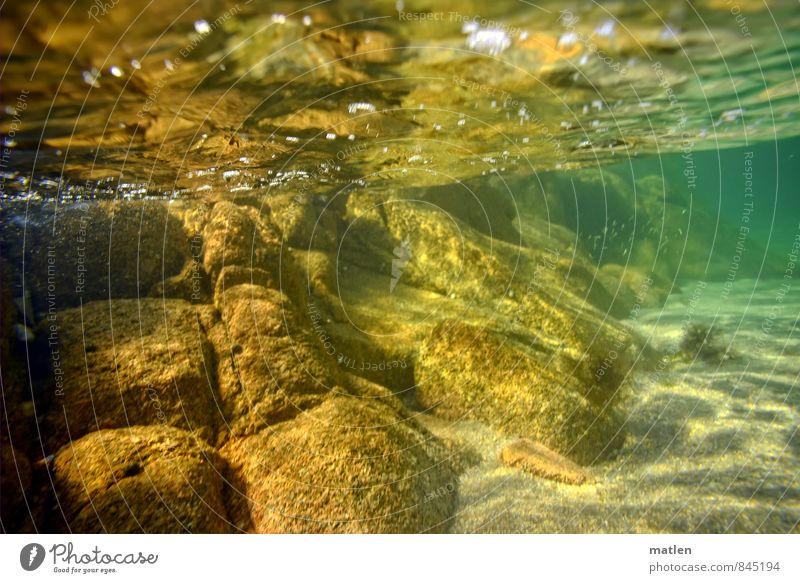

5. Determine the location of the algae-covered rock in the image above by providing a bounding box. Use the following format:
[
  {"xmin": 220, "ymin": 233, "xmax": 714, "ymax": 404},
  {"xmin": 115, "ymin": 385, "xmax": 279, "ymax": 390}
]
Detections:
[
  {"xmin": 41, "ymin": 299, "xmax": 219, "ymax": 451},
  {"xmin": 223, "ymin": 396, "xmax": 457, "ymax": 533},
  {"xmin": 265, "ymin": 192, "xmax": 340, "ymax": 250},
  {"xmin": 341, "ymin": 190, "xmax": 526, "ymax": 302},
  {"xmin": 51, "ymin": 426, "xmax": 231, "ymax": 533},
  {"xmin": 309, "ymin": 188, "xmax": 636, "ymax": 463},
  {"xmin": 416, "ymin": 320, "xmax": 625, "ymax": 464}
]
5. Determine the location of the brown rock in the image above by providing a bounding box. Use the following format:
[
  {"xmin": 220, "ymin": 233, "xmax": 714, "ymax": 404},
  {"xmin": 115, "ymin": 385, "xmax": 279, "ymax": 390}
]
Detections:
[
  {"xmin": 500, "ymin": 438, "xmax": 595, "ymax": 485},
  {"xmin": 41, "ymin": 299, "xmax": 219, "ymax": 451},
  {"xmin": 210, "ymin": 284, "xmax": 339, "ymax": 437},
  {"xmin": 150, "ymin": 258, "xmax": 212, "ymax": 304},
  {"xmin": 201, "ymin": 201, "xmax": 279, "ymax": 286},
  {"xmin": 0, "ymin": 201, "xmax": 190, "ymax": 309},
  {"xmin": 51, "ymin": 426, "xmax": 231, "ymax": 533},
  {"xmin": 266, "ymin": 192, "xmax": 339, "ymax": 250},
  {"xmin": 213, "ymin": 265, "xmax": 276, "ymax": 299},
  {"xmin": 223, "ymin": 396, "xmax": 457, "ymax": 533}
]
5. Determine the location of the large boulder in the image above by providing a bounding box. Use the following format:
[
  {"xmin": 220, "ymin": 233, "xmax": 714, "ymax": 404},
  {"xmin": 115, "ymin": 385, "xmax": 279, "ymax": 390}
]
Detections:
[
  {"xmin": 340, "ymin": 189, "xmax": 624, "ymax": 316},
  {"xmin": 302, "ymin": 189, "xmax": 636, "ymax": 463},
  {"xmin": 208, "ymin": 284, "xmax": 340, "ymax": 437},
  {"xmin": 265, "ymin": 192, "xmax": 340, "ymax": 250},
  {"xmin": 223, "ymin": 396, "xmax": 457, "ymax": 533},
  {"xmin": 416, "ymin": 320, "xmax": 627, "ymax": 464},
  {"xmin": 40, "ymin": 299, "xmax": 219, "ymax": 451},
  {"xmin": 201, "ymin": 201, "xmax": 280, "ymax": 288},
  {"xmin": 50, "ymin": 426, "xmax": 231, "ymax": 533}
]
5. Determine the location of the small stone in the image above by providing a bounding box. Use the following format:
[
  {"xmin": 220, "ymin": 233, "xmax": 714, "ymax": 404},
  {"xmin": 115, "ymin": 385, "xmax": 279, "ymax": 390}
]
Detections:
[{"xmin": 500, "ymin": 438, "xmax": 595, "ymax": 485}]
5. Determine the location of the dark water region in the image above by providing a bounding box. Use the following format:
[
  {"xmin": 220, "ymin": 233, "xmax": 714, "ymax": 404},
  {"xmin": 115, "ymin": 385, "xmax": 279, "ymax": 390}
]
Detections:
[{"xmin": 1, "ymin": 0, "xmax": 799, "ymax": 534}]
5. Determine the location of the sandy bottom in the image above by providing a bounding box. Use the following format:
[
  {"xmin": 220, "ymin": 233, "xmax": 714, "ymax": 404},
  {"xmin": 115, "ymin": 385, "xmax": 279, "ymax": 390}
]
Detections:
[{"xmin": 422, "ymin": 280, "xmax": 800, "ymax": 533}]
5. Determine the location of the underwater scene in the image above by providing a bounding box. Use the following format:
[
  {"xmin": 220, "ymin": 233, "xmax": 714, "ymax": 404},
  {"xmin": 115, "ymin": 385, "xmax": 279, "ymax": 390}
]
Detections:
[{"xmin": 1, "ymin": 0, "xmax": 799, "ymax": 534}]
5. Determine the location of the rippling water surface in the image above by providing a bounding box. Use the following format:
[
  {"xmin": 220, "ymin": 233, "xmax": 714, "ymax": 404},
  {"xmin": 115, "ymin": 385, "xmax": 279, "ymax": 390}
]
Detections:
[{"xmin": 2, "ymin": 0, "xmax": 800, "ymax": 198}]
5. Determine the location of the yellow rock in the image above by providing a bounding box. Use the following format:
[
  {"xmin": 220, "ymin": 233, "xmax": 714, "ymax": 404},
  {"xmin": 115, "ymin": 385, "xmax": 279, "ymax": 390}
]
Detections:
[{"xmin": 500, "ymin": 438, "xmax": 595, "ymax": 485}]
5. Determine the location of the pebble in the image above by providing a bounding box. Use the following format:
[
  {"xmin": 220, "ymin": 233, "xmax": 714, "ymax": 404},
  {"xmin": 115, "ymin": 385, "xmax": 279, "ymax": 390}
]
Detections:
[{"xmin": 500, "ymin": 438, "xmax": 595, "ymax": 485}]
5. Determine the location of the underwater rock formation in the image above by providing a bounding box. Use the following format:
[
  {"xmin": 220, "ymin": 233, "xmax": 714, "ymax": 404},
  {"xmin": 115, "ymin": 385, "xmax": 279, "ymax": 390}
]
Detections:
[
  {"xmin": 201, "ymin": 201, "xmax": 281, "ymax": 288},
  {"xmin": 40, "ymin": 299, "xmax": 220, "ymax": 452},
  {"xmin": 416, "ymin": 320, "xmax": 626, "ymax": 465},
  {"xmin": 208, "ymin": 284, "xmax": 337, "ymax": 437},
  {"xmin": 1, "ymin": 186, "xmax": 638, "ymax": 531},
  {"xmin": 223, "ymin": 396, "xmax": 457, "ymax": 533},
  {"xmin": 0, "ymin": 202, "xmax": 190, "ymax": 310},
  {"xmin": 50, "ymin": 426, "xmax": 231, "ymax": 533}
]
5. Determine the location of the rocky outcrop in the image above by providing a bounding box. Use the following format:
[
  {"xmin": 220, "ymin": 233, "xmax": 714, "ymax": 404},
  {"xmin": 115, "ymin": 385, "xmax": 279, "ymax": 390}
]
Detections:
[
  {"xmin": 3, "ymin": 179, "xmax": 642, "ymax": 532},
  {"xmin": 331, "ymin": 190, "xmax": 633, "ymax": 463},
  {"xmin": 40, "ymin": 299, "xmax": 219, "ymax": 451},
  {"xmin": 223, "ymin": 396, "xmax": 457, "ymax": 533},
  {"xmin": 265, "ymin": 192, "xmax": 340, "ymax": 250},
  {"xmin": 201, "ymin": 201, "xmax": 281, "ymax": 289},
  {"xmin": 208, "ymin": 284, "xmax": 339, "ymax": 437},
  {"xmin": 500, "ymin": 438, "xmax": 595, "ymax": 485},
  {"xmin": 416, "ymin": 320, "xmax": 626, "ymax": 464},
  {"xmin": 50, "ymin": 426, "xmax": 231, "ymax": 533}
]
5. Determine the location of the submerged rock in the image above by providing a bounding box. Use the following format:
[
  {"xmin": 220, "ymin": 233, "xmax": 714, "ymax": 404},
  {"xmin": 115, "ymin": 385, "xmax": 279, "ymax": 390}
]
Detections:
[
  {"xmin": 416, "ymin": 320, "xmax": 626, "ymax": 464},
  {"xmin": 209, "ymin": 284, "xmax": 337, "ymax": 437},
  {"xmin": 500, "ymin": 438, "xmax": 595, "ymax": 485},
  {"xmin": 40, "ymin": 299, "xmax": 219, "ymax": 451},
  {"xmin": 201, "ymin": 201, "xmax": 280, "ymax": 288},
  {"xmin": 223, "ymin": 396, "xmax": 457, "ymax": 533},
  {"xmin": 51, "ymin": 426, "xmax": 231, "ymax": 533}
]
